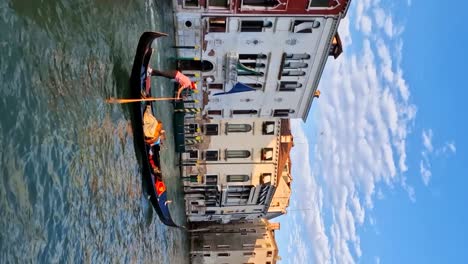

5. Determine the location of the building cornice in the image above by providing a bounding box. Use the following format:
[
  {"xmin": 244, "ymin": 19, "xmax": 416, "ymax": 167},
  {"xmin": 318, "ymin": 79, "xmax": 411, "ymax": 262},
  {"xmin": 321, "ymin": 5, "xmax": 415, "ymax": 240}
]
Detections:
[{"xmin": 302, "ymin": 15, "xmax": 342, "ymax": 121}]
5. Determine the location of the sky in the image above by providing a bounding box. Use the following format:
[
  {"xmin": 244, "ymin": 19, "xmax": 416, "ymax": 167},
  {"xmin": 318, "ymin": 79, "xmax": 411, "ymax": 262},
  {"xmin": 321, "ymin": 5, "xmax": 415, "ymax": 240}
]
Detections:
[{"xmin": 277, "ymin": 0, "xmax": 468, "ymax": 263}]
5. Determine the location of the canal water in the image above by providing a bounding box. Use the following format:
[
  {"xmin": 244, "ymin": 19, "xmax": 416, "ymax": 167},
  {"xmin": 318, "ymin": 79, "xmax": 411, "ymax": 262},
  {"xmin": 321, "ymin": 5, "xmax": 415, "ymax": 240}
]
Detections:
[{"xmin": 0, "ymin": 0, "xmax": 189, "ymax": 263}]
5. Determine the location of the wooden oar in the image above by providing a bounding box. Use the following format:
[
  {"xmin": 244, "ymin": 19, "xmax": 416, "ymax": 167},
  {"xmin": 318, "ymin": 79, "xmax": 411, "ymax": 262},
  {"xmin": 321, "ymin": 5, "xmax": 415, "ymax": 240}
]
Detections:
[{"xmin": 106, "ymin": 97, "xmax": 181, "ymax": 104}]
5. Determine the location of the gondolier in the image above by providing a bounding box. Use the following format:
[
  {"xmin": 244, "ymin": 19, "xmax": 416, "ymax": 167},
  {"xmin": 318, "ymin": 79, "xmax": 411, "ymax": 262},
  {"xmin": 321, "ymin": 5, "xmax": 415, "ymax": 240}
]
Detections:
[{"xmin": 147, "ymin": 68, "xmax": 197, "ymax": 99}]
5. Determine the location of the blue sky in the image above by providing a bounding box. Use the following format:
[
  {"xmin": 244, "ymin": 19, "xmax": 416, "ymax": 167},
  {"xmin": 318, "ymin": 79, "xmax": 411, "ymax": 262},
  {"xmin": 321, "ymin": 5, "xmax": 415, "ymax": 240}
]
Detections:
[{"xmin": 277, "ymin": 0, "xmax": 468, "ymax": 263}]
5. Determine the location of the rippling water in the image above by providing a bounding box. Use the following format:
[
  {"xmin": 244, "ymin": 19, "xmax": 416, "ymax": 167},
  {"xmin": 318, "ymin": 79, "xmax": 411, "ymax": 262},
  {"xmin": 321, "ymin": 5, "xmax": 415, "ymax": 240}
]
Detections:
[{"xmin": 0, "ymin": 0, "xmax": 188, "ymax": 262}]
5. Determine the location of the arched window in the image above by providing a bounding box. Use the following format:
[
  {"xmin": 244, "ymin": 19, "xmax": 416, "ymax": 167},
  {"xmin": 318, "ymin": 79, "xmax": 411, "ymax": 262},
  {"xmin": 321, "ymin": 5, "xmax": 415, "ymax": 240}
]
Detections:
[
  {"xmin": 285, "ymin": 53, "xmax": 311, "ymax": 60},
  {"xmin": 279, "ymin": 81, "xmax": 302, "ymax": 92},
  {"xmin": 225, "ymin": 150, "xmax": 251, "ymax": 159},
  {"xmin": 226, "ymin": 123, "xmax": 252, "ymax": 133}
]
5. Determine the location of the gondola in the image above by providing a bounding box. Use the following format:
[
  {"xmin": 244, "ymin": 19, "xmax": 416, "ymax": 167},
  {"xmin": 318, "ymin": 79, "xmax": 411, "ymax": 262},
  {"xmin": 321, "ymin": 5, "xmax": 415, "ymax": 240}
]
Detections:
[{"xmin": 129, "ymin": 31, "xmax": 179, "ymax": 227}]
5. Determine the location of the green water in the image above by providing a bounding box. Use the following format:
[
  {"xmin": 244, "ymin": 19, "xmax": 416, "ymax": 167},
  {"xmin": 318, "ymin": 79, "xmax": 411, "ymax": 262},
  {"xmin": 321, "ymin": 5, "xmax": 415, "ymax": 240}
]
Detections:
[{"xmin": 0, "ymin": 0, "xmax": 188, "ymax": 262}]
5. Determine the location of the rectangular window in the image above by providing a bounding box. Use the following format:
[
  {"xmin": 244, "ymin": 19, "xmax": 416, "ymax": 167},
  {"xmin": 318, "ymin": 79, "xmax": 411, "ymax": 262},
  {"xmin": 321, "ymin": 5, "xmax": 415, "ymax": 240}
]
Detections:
[
  {"xmin": 261, "ymin": 148, "xmax": 274, "ymax": 161},
  {"xmin": 208, "ymin": 83, "xmax": 223, "ymax": 90},
  {"xmin": 184, "ymin": 0, "xmax": 199, "ymax": 7},
  {"xmin": 218, "ymin": 253, "xmax": 230, "ymax": 257},
  {"xmin": 208, "ymin": 17, "xmax": 226, "ymax": 32},
  {"xmin": 239, "ymin": 54, "xmax": 267, "ymax": 60},
  {"xmin": 243, "ymin": 0, "xmax": 279, "ymax": 7},
  {"xmin": 262, "ymin": 121, "xmax": 275, "ymax": 135},
  {"xmin": 205, "ymin": 150, "xmax": 219, "ymax": 161},
  {"xmin": 309, "ymin": 0, "xmax": 331, "ymax": 8},
  {"xmin": 188, "ymin": 150, "xmax": 198, "ymax": 159},
  {"xmin": 208, "ymin": 0, "xmax": 229, "ymax": 7},
  {"xmin": 240, "ymin": 20, "xmax": 273, "ymax": 32},
  {"xmin": 273, "ymin": 109, "xmax": 293, "ymax": 117},
  {"xmin": 185, "ymin": 123, "xmax": 198, "ymax": 134},
  {"xmin": 225, "ymin": 150, "xmax": 251, "ymax": 159},
  {"xmin": 267, "ymin": 251, "xmax": 273, "ymax": 257},
  {"xmin": 204, "ymin": 124, "xmax": 219, "ymax": 135},
  {"xmin": 241, "ymin": 21, "xmax": 264, "ymax": 32},
  {"xmin": 206, "ymin": 175, "xmax": 218, "ymax": 185},
  {"xmin": 207, "ymin": 110, "xmax": 222, "ymax": 116}
]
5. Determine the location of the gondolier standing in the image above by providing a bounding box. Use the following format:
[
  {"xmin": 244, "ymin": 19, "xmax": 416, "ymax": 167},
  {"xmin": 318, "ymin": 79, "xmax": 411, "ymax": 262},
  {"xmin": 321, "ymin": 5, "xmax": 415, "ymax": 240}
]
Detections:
[{"xmin": 147, "ymin": 68, "xmax": 197, "ymax": 99}]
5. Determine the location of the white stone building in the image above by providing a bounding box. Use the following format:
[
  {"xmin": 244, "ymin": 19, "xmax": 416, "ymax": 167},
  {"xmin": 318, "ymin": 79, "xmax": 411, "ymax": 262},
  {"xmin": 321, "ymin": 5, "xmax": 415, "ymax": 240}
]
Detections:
[
  {"xmin": 182, "ymin": 118, "xmax": 292, "ymax": 223},
  {"xmin": 189, "ymin": 219, "xmax": 281, "ymax": 264},
  {"xmin": 172, "ymin": 0, "xmax": 349, "ymax": 121}
]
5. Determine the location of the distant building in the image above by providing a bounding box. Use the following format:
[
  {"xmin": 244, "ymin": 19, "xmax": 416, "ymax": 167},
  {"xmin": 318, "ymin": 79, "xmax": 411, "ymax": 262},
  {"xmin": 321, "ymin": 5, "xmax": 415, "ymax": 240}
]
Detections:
[
  {"xmin": 266, "ymin": 156, "xmax": 291, "ymax": 219},
  {"xmin": 172, "ymin": 0, "xmax": 349, "ymax": 121},
  {"xmin": 189, "ymin": 219, "xmax": 281, "ymax": 264},
  {"xmin": 182, "ymin": 118, "xmax": 293, "ymax": 223}
]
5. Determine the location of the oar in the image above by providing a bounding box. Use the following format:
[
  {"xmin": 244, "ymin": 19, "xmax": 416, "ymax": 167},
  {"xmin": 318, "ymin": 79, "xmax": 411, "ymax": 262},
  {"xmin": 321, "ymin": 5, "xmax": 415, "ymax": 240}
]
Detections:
[{"xmin": 106, "ymin": 97, "xmax": 181, "ymax": 104}]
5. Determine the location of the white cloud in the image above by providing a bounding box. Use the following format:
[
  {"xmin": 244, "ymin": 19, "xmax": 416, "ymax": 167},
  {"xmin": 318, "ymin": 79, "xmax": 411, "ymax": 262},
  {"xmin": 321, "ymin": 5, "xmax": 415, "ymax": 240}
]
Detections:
[
  {"xmin": 287, "ymin": 1, "xmax": 417, "ymax": 263},
  {"xmin": 373, "ymin": 8, "xmax": 386, "ymax": 28},
  {"xmin": 446, "ymin": 142, "xmax": 456, "ymax": 153},
  {"xmin": 422, "ymin": 129, "xmax": 434, "ymax": 153},
  {"xmin": 441, "ymin": 141, "xmax": 457, "ymax": 154},
  {"xmin": 360, "ymin": 15, "xmax": 373, "ymax": 35},
  {"xmin": 375, "ymin": 256, "xmax": 381, "ymax": 264},
  {"xmin": 419, "ymin": 129, "xmax": 456, "ymax": 185},
  {"xmin": 420, "ymin": 160, "xmax": 432, "ymax": 186},
  {"xmin": 287, "ymin": 120, "xmax": 331, "ymax": 264},
  {"xmin": 383, "ymin": 16, "xmax": 394, "ymax": 38},
  {"xmin": 338, "ymin": 17, "xmax": 352, "ymax": 48}
]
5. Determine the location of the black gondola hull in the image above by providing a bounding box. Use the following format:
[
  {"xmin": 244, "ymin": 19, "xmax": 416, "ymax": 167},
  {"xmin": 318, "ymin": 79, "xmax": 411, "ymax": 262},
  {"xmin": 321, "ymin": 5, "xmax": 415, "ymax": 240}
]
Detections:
[{"xmin": 129, "ymin": 32, "xmax": 179, "ymax": 227}]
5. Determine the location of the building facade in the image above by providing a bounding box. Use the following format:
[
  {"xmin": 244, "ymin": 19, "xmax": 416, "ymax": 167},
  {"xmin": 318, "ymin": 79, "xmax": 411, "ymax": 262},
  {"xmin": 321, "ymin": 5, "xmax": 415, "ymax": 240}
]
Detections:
[
  {"xmin": 172, "ymin": 0, "xmax": 349, "ymax": 121},
  {"xmin": 182, "ymin": 118, "xmax": 292, "ymax": 223},
  {"xmin": 265, "ymin": 157, "xmax": 291, "ymax": 219},
  {"xmin": 189, "ymin": 219, "xmax": 281, "ymax": 264}
]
